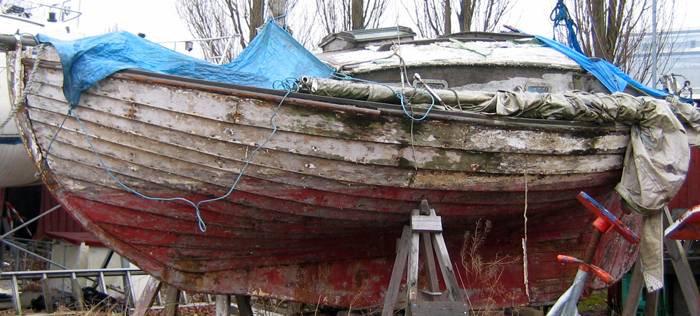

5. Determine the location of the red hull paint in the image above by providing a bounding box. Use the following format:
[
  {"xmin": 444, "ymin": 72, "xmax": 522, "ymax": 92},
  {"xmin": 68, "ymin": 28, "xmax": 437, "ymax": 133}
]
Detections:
[
  {"xmin": 49, "ymin": 185, "xmax": 640, "ymax": 308},
  {"xmin": 669, "ymin": 147, "xmax": 700, "ymax": 210}
]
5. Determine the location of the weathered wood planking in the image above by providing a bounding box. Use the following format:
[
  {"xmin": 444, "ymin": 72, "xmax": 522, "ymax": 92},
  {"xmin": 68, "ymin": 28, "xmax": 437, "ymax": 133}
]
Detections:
[{"xmin": 11, "ymin": 47, "xmax": 641, "ymax": 309}]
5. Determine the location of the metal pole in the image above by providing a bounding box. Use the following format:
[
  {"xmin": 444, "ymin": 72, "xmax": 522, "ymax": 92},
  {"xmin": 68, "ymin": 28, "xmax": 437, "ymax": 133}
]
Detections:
[
  {"xmin": 0, "ymin": 239, "xmax": 68, "ymax": 270},
  {"xmin": 652, "ymin": 0, "xmax": 658, "ymax": 89},
  {"xmin": 0, "ymin": 204, "xmax": 61, "ymax": 239}
]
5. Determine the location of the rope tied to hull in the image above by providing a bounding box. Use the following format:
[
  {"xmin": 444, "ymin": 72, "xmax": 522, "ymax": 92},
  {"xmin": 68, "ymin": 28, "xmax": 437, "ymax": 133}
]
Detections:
[
  {"xmin": 330, "ymin": 72, "xmax": 437, "ymax": 121},
  {"xmin": 42, "ymin": 74, "xmax": 298, "ymax": 232}
]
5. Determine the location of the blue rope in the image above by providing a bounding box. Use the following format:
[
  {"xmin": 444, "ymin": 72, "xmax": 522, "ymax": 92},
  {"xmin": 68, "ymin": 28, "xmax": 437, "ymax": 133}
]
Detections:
[
  {"xmin": 36, "ymin": 108, "xmax": 72, "ymax": 177},
  {"xmin": 66, "ymin": 78, "xmax": 298, "ymax": 232},
  {"xmin": 550, "ymin": 0, "xmax": 583, "ymax": 54},
  {"xmin": 330, "ymin": 72, "xmax": 436, "ymax": 120},
  {"xmin": 633, "ymin": 125, "xmax": 656, "ymax": 148}
]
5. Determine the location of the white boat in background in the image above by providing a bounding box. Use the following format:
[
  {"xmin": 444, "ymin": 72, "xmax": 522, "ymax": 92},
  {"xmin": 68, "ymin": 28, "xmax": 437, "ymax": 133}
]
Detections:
[{"xmin": 0, "ymin": 0, "xmax": 81, "ymax": 187}]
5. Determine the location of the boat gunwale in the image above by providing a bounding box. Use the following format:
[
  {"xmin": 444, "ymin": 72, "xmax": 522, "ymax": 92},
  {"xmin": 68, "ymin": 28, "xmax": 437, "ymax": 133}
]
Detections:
[{"xmin": 22, "ymin": 57, "xmax": 629, "ymax": 134}]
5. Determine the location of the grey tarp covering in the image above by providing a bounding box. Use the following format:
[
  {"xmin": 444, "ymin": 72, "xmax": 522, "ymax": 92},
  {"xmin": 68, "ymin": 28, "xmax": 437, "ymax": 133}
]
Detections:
[
  {"xmin": 623, "ymin": 95, "xmax": 700, "ymax": 292},
  {"xmin": 302, "ymin": 77, "xmax": 700, "ymax": 292},
  {"xmin": 302, "ymin": 77, "xmax": 646, "ymax": 122}
]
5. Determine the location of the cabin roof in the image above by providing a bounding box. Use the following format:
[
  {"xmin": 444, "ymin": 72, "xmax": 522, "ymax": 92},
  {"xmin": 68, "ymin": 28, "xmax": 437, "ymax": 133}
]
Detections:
[
  {"xmin": 319, "ymin": 26, "xmax": 416, "ymax": 52},
  {"xmin": 315, "ymin": 37, "xmax": 584, "ymax": 74}
]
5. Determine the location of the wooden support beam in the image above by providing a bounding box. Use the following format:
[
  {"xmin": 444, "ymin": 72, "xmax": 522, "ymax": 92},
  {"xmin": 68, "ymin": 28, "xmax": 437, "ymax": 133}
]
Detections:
[
  {"xmin": 382, "ymin": 200, "xmax": 466, "ymax": 316},
  {"xmin": 682, "ymin": 240, "xmax": 692, "ymax": 255},
  {"xmin": 663, "ymin": 207, "xmax": 700, "ymax": 316},
  {"xmin": 11, "ymin": 275, "xmax": 21, "ymax": 315},
  {"xmin": 215, "ymin": 295, "xmax": 230, "ymax": 316},
  {"xmin": 407, "ymin": 209, "xmax": 421, "ymax": 307},
  {"xmin": 381, "ymin": 226, "xmax": 411, "ymax": 316},
  {"xmin": 120, "ymin": 257, "xmax": 136, "ymax": 308},
  {"xmin": 431, "ymin": 232, "xmax": 462, "ymax": 301},
  {"xmin": 180, "ymin": 291, "xmax": 189, "ymax": 305},
  {"xmin": 621, "ymin": 260, "xmax": 644, "ymax": 316},
  {"xmin": 98, "ymin": 271, "xmax": 107, "ymax": 293},
  {"xmin": 163, "ymin": 286, "xmax": 182, "ymax": 316},
  {"xmin": 643, "ymin": 290, "xmax": 659, "ymax": 316},
  {"xmin": 70, "ymin": 272, "xmax": 84, "ymax": 311},
  {"xmin": 410, "ymin": 301, "xmax": 471, "ymax": 316},
  {"xmin": 234, "ymin": 295, "xmax": 253, "ymax": 316},
  {"xmin": 41, "ymin": 277, "xmax": 54, "ymax": 313},
  {"xmin": 133, "ymin": 278, "xmax": 163, "ymax": 316},
  {"xmin": 417, "ymin": 204, "xmax": 461, "ymax": 302},
  {"xmin": 421, "ymin": 231, "xmax": 440, "ymax": 299}
]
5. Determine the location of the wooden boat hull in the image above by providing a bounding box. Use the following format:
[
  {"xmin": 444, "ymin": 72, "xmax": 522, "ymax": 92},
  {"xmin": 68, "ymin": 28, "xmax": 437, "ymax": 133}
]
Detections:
[{"xmin": 12, "ymin": 48, "xmax": 641, "ymax": 309}]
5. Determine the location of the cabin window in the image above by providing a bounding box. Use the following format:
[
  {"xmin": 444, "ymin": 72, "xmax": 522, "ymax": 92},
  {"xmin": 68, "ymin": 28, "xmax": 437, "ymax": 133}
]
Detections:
[
  {"xmin": 526, "ymin": 84, "xmax": 550, "ymax": 93},
  {"xmin": 412, "ymin": 78, "xmax": 448, "ymax": 90}
]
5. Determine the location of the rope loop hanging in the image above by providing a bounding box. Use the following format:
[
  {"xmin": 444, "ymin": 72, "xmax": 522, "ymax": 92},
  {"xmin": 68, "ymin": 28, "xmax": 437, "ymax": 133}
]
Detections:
[{"xmin": 550, "ymin": 0, "xmax": 584, "ymax": 55}]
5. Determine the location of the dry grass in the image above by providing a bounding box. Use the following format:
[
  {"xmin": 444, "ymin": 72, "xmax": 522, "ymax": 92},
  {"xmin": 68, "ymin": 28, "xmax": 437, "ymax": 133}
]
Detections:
[{"xmin": 460, "ymin": 219, "xmax": 520, "ymax": 315}]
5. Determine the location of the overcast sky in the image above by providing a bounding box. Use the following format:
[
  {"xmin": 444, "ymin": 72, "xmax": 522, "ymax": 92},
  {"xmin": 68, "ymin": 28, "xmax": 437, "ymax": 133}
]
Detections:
[{"xmin": 72, "ymin": 0, "xmax": 700, "ymax": 49}]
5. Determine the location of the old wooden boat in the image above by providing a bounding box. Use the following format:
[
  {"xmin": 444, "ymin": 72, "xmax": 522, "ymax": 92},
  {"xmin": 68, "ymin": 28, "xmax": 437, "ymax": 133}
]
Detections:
[{"xmin": 9, "ymin": 22, "xmax": 675, "ymax": 310}]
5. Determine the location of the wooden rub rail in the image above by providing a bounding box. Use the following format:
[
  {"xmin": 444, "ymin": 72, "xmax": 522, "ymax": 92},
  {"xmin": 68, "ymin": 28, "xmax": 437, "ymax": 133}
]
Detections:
[{"xmin": 0, "ymin": 268, "xmax": 148, "ymax": 314}]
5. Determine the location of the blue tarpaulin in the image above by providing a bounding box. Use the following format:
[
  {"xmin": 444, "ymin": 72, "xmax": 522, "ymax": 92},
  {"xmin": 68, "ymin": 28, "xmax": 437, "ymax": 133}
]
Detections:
[
  {"xmin": 533, "ymin": 35, "xmax": 668, "ymax": 98},
  {"xmin": 37, "ymin": 21, "xmax": 334, "ymax": 106}
]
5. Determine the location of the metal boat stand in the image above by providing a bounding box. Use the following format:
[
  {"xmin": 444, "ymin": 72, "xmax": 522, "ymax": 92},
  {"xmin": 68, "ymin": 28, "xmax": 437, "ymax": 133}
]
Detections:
[
  {"xmin": 381, "ymin": 200, "xmax": 468, "ymax": 316},
  {"xmin": 546, "ymin": 192, "xmax": 640, "ymax": 316}
]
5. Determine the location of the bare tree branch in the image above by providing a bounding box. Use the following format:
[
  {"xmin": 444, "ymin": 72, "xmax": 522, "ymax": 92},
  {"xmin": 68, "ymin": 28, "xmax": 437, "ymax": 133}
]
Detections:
[
  {"xmin": 176, "ymin": 0, "xmax": 238, "ymax": 63},
  {"xmin": 403, "ymin": 1, "xmax": 451, "ymax": 38},
  {"xmin": 408, "ymin": 0, "xmax": 515, "ymax": 38},
  {"xmin": 284, "ymin": 0, "xmax": 319, "ymax": 48},
  {"xmin": 567, "ymin": 0, "xmax": 679, "ymax": 84},
  {"xmin": 316, "ymin": 0, "xmax": 388, "ymax": 34},
  {"xmin": 455, "ymin": 0, "xmax": 515, "ymax": 32}
]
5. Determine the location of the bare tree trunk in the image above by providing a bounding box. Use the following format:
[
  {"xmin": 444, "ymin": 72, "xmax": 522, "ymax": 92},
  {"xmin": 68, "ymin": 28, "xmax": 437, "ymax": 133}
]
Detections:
[
  {"xmin": 318, "ymin": 0, "xmax": 386, "ymax": 34},
  {"xmin": 222, "ymin": 0, "xmax": 251, "ymax": 50},
  {"xmin": 444, "ymin": 0, "xmax": 452, "ymax": 35},
  {"xmin": 351, "ymin": 0, "xmax": 364, "ymax": 29},
  {"xmin": 269, "ymin": 0, "xmax": 287, "ymax": 28},
  {"xmin": 249, "ymin": 0, "xmax": 265, "ymax": 41},
  {"xmin": 406, "ymin": 0, "xmax": 513, "ymax": 38},
  {"xmin": 458, "ymin": 0, "xmax": 474, "ymax": 32},
  {"xmin": 590, "ymin": 0, "xmax": 613, "ymax": 61}
]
